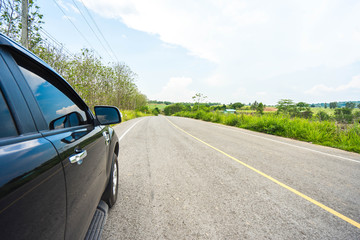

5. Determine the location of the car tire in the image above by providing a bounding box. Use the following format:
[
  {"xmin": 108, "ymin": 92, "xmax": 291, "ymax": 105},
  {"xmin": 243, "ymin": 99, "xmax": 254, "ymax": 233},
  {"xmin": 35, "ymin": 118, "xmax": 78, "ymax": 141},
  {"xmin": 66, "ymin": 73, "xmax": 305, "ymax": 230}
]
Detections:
[{"xmin": 104, "ymin": 154, "xmax": 118, "ymax": 208}]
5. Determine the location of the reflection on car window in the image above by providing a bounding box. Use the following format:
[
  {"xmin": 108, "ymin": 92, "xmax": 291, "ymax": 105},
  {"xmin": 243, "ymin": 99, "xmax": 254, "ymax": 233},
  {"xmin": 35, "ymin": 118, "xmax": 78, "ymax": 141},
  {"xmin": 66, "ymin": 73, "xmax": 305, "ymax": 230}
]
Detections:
[
  {"xmin": 19, "ymin": 66, "xmax": 87, "ymax": 130},
  {"xmin": 0, "ymin": 90, "xmax": 17, "ymax": 138}
]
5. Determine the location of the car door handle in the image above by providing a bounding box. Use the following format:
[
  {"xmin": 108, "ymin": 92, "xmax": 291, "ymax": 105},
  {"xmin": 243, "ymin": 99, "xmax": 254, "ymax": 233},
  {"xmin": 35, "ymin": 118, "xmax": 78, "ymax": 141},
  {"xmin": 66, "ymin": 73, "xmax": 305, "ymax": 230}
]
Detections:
[
  {"xmin": 69, "ymin": 150, "xmax": 87, "ymax": 165},
  {"xmin": 103, "ymin": 131, "xmax": 110, "ymax": 145}
]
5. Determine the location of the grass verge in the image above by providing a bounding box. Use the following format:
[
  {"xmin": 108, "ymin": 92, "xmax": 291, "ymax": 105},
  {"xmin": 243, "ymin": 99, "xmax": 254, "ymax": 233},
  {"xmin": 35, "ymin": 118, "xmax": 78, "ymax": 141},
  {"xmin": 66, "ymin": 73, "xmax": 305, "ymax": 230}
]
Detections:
[
  {"xmin": 121, "ymin": 110, "xmax": 152, "ymax": 122},
  {"xmin": 173, "ymin": 111, "xmax": 360, "ymax": 153}
]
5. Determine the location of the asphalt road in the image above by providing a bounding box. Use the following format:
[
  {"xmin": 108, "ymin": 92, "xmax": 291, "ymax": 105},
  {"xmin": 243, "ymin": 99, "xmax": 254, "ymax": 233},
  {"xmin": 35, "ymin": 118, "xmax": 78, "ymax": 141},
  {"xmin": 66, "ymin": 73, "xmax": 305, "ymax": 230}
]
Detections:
[{"xmin": 103, "ymin": 116, "xmax": 360, "ymax": 239}]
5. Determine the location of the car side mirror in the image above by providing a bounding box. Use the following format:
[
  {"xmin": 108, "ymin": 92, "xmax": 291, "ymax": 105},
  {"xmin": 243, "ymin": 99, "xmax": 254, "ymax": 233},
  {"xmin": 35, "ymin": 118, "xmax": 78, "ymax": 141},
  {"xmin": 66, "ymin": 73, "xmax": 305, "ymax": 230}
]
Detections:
[
  {"xmin": 49, "ymin": 111, "xmax": 84, "ymax": 130},
  {"xmin": 94, "ymin": 106, "xmax": 122, "ymax": 125}
]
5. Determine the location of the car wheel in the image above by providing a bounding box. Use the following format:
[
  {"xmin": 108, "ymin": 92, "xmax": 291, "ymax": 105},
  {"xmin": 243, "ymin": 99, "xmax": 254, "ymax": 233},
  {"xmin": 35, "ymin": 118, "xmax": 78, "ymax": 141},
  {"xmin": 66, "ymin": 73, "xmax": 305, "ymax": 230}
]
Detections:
[{"xmin": 104, "ymin": 154, "xmax": 118, "ymax": 208}]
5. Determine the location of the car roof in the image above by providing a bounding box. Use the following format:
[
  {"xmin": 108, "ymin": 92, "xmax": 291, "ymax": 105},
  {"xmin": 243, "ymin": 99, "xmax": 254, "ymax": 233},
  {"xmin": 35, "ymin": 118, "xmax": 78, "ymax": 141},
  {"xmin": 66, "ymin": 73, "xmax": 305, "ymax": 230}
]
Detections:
[{"xmin": 0, "ymin": 33, "xmax": 54, "ymax": 72}]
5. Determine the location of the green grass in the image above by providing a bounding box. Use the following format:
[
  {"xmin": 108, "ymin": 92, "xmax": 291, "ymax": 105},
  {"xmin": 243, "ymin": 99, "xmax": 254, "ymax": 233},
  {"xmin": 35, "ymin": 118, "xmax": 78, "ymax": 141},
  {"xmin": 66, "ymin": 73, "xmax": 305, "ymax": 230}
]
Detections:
[
  {"xmin": 174, "ymin": 111, "xmax": 360, "ymax": 153},
  {"xmin": 148, "ymin": 103, "xmax": 167, "ymax": 110},
  {"xmin": 311, "ymin": 108, "xmax": 334, "ymax": 115},
  {"xmin": 120, "ymin": 110, "xmax": 151, "ymax": 122},
  {"xmin": 311, "ymin": 107, "xmax": 360, "ymax": 116}
]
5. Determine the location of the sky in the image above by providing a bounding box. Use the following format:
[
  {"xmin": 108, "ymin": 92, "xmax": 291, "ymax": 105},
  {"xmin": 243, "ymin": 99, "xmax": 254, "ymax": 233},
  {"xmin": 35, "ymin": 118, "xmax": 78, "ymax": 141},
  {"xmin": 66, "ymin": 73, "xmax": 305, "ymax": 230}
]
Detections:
[{"xmin": 38, "ymin": 0, "xmax": 360, "ymax": 105}]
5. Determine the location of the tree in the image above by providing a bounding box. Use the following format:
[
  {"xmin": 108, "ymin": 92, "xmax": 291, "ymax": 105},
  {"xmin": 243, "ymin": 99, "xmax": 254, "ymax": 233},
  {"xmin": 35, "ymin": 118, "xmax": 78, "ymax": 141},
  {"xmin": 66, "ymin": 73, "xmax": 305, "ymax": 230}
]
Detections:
[
  {"xmin": 324, "ymin": 103, "xmax": 327, "ymax": 109},
  {"xmin": 345, "ymin": 102, "xmax": 356, "ymax": 109},
  {"xmin": 0, "ymin": 0, "xmax": 44, "ymax": 50},
  {"xmin": 230, "ymin": 102, "xmax": 244, "ymax": 109},
  {"xmin": 164, "ymin": 103, "xmax": 190, "ymax": 115},
  {"xmin": 334, "ymin": 107, "xmax": 353, "ymax": 123},
  {"xmin": 296, "ymin": 102, "xmax": 310, "ymax": 111},
  {"xmin": 152, "ymin": 107, "xmax": 160, "ymax": 116},
  {"xmin": 276, "ymin": 99, "xmax": 313, "ymax": 118},
  {"xmin": 276, "ymin": 99, "xmax": 295, "ymax": 115},
  {"xmin": 329, "ymin": 102, "xmax": 338, "ymax": 109},
  {"xmin": 192, "ymin": 93, "xmax": 207, "ymax": 111},
  {"xmin": 256, "ymin": 102, "xmax": 264, "ymax": 115},
  {"xmin": 250, "ymin": 101, "xmax": 259, "ymax": 110},
  {"xmin": 0, "ymin": 0, "xmax": 147, "ymax": 112},
  {"xmin": 137, "ymin": 105, "xmax": 149, "ymax": 113}
]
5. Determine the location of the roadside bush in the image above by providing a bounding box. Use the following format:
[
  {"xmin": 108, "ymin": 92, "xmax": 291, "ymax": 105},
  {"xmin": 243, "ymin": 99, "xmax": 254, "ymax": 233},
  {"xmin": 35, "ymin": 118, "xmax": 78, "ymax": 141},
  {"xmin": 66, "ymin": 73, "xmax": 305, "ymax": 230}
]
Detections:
[
  {"xmin": 211, "ymin": 111, "xmax": 223, "ymax": 123},
  {"xmin": 152, "ymin": 107, "xmax": 160, "ymax": 116},
  {"xmin": 335, "ymin": 108, "xmax": 354, "ymax": 123},
  {"xmin": 336, "ymin": 124, "xmax": 360, "ymax": 152},
  {"xmin": 316, "ymin": 110, "xmax": 331, "ymax": 121},
  {"xmin": 121, "ymin": 110, "xmax": 151, "ymax": 121},
  {"xmin": 164, "ymin": 103, "xmax": 191, "ymax": 115},
  {"xmin": 223, "ymin": 114, "xmax": 239, "ymax": 126}
]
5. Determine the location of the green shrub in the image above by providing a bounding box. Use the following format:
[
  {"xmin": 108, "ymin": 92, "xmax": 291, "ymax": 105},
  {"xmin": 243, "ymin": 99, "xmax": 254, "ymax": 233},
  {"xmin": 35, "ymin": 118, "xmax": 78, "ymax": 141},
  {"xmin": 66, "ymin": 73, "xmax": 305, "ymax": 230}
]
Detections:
[
  {"xmin": 316, "ymin": 110, "xmax": 331, "ymax": 121},
  {"xmin": 224, "ymin": 114, "xmax": 239, "ymax": 126}
]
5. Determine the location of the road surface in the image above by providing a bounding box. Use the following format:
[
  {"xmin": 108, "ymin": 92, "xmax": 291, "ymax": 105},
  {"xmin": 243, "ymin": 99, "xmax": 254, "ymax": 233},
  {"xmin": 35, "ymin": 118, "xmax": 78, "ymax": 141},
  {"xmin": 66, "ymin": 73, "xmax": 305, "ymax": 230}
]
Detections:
[{"xmin": 103, "ymin": 116, "xmax": 360, "ymax": 239}]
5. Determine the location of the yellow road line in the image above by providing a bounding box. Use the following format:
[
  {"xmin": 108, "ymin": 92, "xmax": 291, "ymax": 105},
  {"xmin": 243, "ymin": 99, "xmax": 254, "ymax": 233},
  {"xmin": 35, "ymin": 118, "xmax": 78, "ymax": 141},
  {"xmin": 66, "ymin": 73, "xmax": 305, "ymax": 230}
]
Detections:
[{"xmin": 164, "ymin": 117, "xmax": 360, "ymax": 230}]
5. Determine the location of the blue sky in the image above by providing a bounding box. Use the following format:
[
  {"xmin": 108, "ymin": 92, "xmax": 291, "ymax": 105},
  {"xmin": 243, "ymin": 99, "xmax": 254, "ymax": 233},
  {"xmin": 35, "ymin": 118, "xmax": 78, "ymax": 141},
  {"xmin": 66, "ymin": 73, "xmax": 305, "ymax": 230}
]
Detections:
[{"xmin": 38, "ymin": 0, "xmax": 360, "ymax": 105}]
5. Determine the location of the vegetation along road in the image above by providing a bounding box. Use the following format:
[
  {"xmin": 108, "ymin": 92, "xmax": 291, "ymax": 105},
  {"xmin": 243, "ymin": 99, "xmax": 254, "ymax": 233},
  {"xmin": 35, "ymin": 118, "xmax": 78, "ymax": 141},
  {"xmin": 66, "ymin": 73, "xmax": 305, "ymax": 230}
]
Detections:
[{"xmin": 103, "ymin": 116, "xmax": 360, "ymax": 239}]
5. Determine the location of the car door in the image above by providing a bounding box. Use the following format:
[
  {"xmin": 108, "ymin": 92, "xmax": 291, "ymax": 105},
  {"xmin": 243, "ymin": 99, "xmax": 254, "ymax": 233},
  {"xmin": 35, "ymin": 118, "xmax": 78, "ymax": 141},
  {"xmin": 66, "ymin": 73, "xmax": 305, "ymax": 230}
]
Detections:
[
  {"xmin": 0, "ymin": 48, "xmax": 67, "ymax": 239},
  {"xmin": 7, "ymin": 49, "xmax": 111, "ymax": 240}
]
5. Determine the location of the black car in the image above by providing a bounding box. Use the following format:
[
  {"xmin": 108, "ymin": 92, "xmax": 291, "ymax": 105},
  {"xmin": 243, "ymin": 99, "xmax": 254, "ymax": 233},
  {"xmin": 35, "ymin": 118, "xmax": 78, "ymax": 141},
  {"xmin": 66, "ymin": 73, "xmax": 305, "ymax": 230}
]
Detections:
[{"xmin": 0, "ymin": 33, "xmax": 121, "ymax": 239}]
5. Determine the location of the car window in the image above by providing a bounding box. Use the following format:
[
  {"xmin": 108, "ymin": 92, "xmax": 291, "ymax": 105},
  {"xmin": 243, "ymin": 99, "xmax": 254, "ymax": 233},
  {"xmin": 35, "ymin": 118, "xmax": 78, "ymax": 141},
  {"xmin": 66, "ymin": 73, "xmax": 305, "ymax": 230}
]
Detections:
[
  {"xmin": 0, "ymin": 89, "xmax": 17, "ymax": 138},
  {"xmin": 19, "ymin": 66, "xmax": 88, "ymax": 130}
]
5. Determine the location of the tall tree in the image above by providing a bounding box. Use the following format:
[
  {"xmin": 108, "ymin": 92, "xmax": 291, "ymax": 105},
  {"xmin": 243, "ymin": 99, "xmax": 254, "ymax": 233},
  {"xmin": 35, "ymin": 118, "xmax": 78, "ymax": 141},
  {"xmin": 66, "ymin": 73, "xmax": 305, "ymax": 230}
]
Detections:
[
  {"xmin": 329, "ymin": 102, "xmax": 338, "ymax": 109},
  {"xmin": 256, "ymin": 102, "xmax": 264, "ymax": 114},
  {"xmin": 345, "ymin": 102, "xmax": 356, "ymax": 109},
  {"xmin": 192, "ymin": 93, "xmax": 207, "ymax": 110},
  {"xmin": 0, "ymin": 0, "xmax": 43, "ymax": 49},
  {"xmin": 276, "ymin": 99, "xmax": 295, "ymax": 114}
]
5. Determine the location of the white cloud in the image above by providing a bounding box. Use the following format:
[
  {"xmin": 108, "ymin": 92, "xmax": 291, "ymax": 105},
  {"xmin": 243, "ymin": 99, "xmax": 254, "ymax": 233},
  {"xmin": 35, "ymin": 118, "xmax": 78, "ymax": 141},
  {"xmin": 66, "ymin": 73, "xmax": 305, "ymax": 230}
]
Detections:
[
  {"xmin": 306, "ymin": 75, "xmax": 360, "ymax": 95},
  {"xmin": 81, "ymin": 0, "xmax": 360, "ymax": 103},
  {"xmin": 56, "ymin": 105, "xmax": 80, "ymax": 115},
  {"xmin": 82, "ymin": 0, "xmax": 360, "ymax": 68},
  {"xmin": 81, "ymin": 0, "xmax": 272, "ymax": 63},
  {"xmin": 151, "ymin": 77, "xmax": 195, "ymax": 102}
]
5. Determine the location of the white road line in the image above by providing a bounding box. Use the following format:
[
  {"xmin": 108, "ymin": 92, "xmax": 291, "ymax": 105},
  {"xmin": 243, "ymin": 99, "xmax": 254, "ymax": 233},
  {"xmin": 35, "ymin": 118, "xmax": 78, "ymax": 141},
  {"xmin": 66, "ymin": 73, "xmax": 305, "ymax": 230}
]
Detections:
[
  {"xmin": 118, "ymin": 118, "xmax": 144, "ymax": 142},
  {"xmin": 209, "ymin": 123, "xmax": 360, "ymax": 164}
]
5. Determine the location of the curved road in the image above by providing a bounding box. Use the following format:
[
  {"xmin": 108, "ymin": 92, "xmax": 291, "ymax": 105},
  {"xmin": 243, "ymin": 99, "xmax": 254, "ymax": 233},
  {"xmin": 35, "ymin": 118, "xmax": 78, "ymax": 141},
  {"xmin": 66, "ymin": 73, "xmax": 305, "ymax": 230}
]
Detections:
[{"xmin": 103, "ymin": 116, "xmax": 360, "ymax": 239}]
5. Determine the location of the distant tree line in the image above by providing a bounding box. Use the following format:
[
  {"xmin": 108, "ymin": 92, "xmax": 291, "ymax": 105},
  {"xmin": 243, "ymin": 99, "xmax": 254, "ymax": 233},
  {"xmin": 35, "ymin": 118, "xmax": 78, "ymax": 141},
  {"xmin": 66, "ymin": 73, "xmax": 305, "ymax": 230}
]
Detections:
[
  {"xmin": 276, "ymin": 99, "xmax": 313, "ymax": 118},
  {"xmin": 163, "ymin": 101, "xmax": 265, "ymax": 116},
  {"xmin": 163, "ymin": 97, "xmax": 360, "ymax": 124},
  {"xmin": 149, "ymin": 100, "xmax": 221, "ymax": 107},
  {"xmin": 278, "ymin": 99, "xmax": 360, "ymax": 123},
  {"xmin": 148, "ymin": 100, "xmax": 173, "ymax": 105},
  {"xmin": 0, "ymin": 0, "xmax": 147, "ymax": 110},
  {"xmin": 311, "ymin": 101, "xmax": 360, "ymax": 109}
]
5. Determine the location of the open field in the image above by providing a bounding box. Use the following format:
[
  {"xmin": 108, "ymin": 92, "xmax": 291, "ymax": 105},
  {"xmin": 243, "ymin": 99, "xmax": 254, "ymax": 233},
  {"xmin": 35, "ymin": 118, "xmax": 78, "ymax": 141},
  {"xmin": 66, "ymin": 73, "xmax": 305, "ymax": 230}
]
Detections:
[
  {"xmin": 311, "ymin": 107, "xmax": 360, "ymax": 116},
  {"xmin": 148, "ymin": 103, "xmax": 167, "ymax": 110}
]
